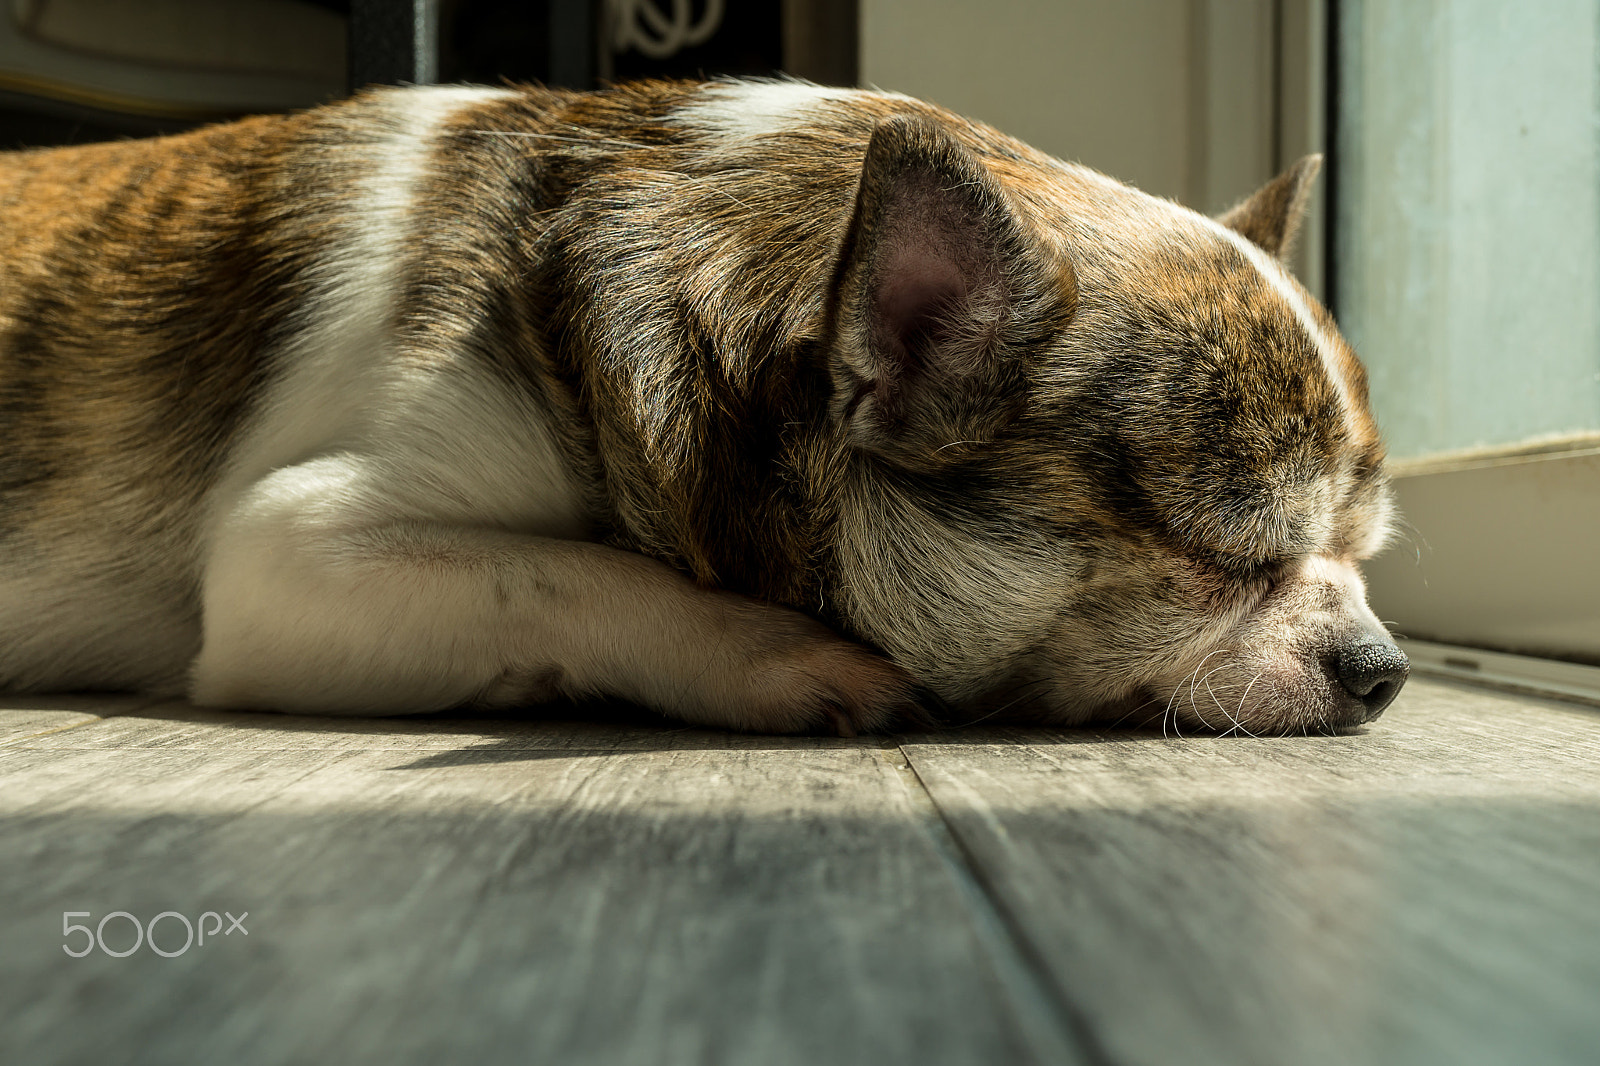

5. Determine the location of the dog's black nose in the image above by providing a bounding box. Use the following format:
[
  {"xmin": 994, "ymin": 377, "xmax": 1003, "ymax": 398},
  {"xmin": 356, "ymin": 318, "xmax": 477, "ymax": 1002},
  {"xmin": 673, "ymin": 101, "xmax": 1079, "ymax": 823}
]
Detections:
[{"xmin": 1335, "ymin": 637, "xmax": 1410, "ymax": 721}]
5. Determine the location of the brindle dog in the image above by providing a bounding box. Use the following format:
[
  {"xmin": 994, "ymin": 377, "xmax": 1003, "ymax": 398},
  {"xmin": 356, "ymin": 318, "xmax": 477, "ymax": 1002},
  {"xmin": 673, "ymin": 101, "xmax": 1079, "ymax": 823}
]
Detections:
[{"xmin": 0, "ymin": 80, "xmax": 1406, "ymax": 735}]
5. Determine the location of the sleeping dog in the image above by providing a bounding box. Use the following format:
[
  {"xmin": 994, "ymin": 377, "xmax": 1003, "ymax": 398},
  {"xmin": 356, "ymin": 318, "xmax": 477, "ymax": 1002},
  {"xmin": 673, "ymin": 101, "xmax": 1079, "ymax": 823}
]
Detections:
[{"xmin": 0, "ymin": 79, "xmax": 1407, "ymax": 735}]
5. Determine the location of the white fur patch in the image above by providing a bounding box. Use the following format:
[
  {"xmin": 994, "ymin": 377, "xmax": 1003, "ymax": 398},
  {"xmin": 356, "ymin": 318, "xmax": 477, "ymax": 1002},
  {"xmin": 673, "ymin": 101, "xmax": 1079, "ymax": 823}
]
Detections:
[
  {"xmin": 1299, "ymin": 555, "xmax": 1385, "ymax": 632},
  {"xmin": 205, "ymin": 84, "xmax": 577, "ymax": 527},
  {"xmin": 193, "ymin": 85, "xmax": 598, "ymax": 712},
  {"xmin": 677, "ymin": 80, "xmax": 904, "ymax": 140},
  {"xmin": 206, "ymin": 85, "xmax": 522, "ymax": 508},
  {"xmin": 206, "ymin": 84, "xmax": 583, "ymax": 531}
]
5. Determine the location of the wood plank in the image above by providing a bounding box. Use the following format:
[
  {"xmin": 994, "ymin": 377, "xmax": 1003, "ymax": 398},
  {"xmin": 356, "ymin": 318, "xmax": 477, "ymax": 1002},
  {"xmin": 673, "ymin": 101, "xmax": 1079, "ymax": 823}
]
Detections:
[
  {"xmin": 0, "ymin": 712, "xmax": 1084, "ymax": 1066},
  {"xmin": 0, "ymin": 693, "xmax": 157, "ymax": 745},
  {"xmin": 901, "ymin": 677, "xmax": 1600, "ymax": 1066}
]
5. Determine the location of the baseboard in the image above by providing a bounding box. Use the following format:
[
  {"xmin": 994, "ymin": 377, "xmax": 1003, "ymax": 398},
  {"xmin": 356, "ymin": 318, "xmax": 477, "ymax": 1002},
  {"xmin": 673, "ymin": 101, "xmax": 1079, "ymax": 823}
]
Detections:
[{"xmin": 1398, "ymin": 638, "xmax": 1600, "ymax": 710}]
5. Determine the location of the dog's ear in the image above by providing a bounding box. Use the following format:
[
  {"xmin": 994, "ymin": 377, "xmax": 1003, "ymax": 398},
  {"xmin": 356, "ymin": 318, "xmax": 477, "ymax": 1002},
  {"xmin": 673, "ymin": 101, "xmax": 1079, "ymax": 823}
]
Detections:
[
  {"xmin": 832, "ymin": 116, "xmax": 1071, "ymax": 464},
  {"xmin": 1215, "ymin": 154, "xmax": 1322, "ymax": 259}
]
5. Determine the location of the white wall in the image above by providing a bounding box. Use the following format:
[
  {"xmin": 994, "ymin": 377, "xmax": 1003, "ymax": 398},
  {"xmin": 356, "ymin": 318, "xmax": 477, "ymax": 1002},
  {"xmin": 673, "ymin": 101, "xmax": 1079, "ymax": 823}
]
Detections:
[{"xmin": 859, "ymin": 0, "xmax": 1280, "ymax": 216}]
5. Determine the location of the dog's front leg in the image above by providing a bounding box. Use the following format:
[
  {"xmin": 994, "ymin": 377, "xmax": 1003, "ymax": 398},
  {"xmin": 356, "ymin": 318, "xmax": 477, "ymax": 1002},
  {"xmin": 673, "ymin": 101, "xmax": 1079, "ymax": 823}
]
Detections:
[{"xmin": 191, "ymin": 458, "xmax": 911, "ymax": 734}]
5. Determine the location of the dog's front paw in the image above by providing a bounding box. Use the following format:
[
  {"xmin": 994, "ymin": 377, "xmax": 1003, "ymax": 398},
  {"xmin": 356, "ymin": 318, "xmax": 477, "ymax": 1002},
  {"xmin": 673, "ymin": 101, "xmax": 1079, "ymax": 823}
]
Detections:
[
  {"xmin": 665, "ymin": 601, "xmax": 922, "ymax": 735},
  {"xmin": 745, "ymin": 632, "xmax": 922, "ymax": 736}
]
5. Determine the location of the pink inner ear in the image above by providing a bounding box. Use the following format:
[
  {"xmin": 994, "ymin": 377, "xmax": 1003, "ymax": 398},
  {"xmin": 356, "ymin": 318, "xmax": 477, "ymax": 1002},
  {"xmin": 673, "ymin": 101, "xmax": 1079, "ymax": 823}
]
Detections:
[
  {"xmin": 876, "ymin": 243, "xmax": 968, "ymax": 346},
  {"xmin": 862, "ymin": 170, "xmax": 1006, "ymax": 391}
]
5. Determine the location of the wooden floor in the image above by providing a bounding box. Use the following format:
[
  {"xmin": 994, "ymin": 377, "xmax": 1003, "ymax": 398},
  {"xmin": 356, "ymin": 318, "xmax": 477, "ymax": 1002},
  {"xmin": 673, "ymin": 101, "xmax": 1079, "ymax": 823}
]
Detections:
[{"xmin": 3, "ymin": 676, "xmax": 1598, "ymax": 1066}]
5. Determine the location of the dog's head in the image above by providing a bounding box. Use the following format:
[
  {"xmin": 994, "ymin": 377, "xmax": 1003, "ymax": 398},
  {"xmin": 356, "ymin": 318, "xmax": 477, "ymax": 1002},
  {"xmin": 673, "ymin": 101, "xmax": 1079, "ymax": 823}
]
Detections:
[{"xmin": 826, "ymin": 115, "xmax": 1405, "ymax": 734}]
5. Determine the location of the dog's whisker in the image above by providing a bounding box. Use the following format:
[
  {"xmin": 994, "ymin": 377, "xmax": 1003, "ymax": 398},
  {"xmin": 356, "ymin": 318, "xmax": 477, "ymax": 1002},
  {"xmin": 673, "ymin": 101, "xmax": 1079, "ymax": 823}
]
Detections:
[
  {"xmin": 1184, "ymin": 650, "xmax": 1231, "ymax": 733},
  {"xmin": 1210, "ymin": 675, "xmax": 1257, "ymax": 740},
  {"xmin": 1225, "ymin": 674, "xmax": 1265, "ymax": 739},
  {"xmin": 1200, "ymin": 666, "xmax": 1238, "ymax": 735},
  {"xmin": 1161, "ymin": 670, "xmax": 1196, "ymax": 739},
  {"xmin": 1193, "ymin": 668, "xmax": 1228, "ymax": 732}
]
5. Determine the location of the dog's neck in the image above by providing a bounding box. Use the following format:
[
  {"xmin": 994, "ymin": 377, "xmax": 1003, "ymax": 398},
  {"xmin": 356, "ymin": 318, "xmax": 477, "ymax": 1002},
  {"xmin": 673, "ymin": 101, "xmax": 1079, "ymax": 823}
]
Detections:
[{"xmin": 493, "ymin": 89, "xmax": 869, "ymax": 612}]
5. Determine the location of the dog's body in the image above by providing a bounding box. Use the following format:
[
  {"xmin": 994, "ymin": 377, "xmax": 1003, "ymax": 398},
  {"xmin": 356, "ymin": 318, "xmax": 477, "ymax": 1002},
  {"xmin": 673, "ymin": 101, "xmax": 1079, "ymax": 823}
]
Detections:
[{"xmin": 0, "ymin": 79, "xmax": 1406, "ymax": 734}]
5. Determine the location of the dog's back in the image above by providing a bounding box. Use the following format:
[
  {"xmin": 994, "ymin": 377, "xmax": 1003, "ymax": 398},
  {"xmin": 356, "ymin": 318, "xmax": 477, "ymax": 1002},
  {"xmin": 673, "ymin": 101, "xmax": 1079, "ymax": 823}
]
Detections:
[
  {"xmin": 0, "ymin": 115, "xmax": 304, "ymax": 691},
  {"xmin": 0, "ymin": 89, "xmax": 561, "ymax": 692}
]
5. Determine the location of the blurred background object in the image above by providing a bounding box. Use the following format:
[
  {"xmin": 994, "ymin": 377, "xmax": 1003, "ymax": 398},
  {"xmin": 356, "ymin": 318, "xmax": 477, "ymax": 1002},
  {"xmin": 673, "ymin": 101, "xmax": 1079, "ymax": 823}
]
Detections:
[
  {"xmin": 0, "ymin": 0, "xmax": 346, "ymax": 144},
  {"xmin": 0, "ymin": 0, "xmax": 857, "ymax": 148}
]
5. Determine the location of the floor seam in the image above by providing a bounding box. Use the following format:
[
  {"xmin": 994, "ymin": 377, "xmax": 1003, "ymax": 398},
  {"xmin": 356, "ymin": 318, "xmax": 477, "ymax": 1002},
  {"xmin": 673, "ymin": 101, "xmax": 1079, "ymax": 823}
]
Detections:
[{"xmin": 886, "ymin": 742, "xmax": 1118, "ymax": 1066}]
